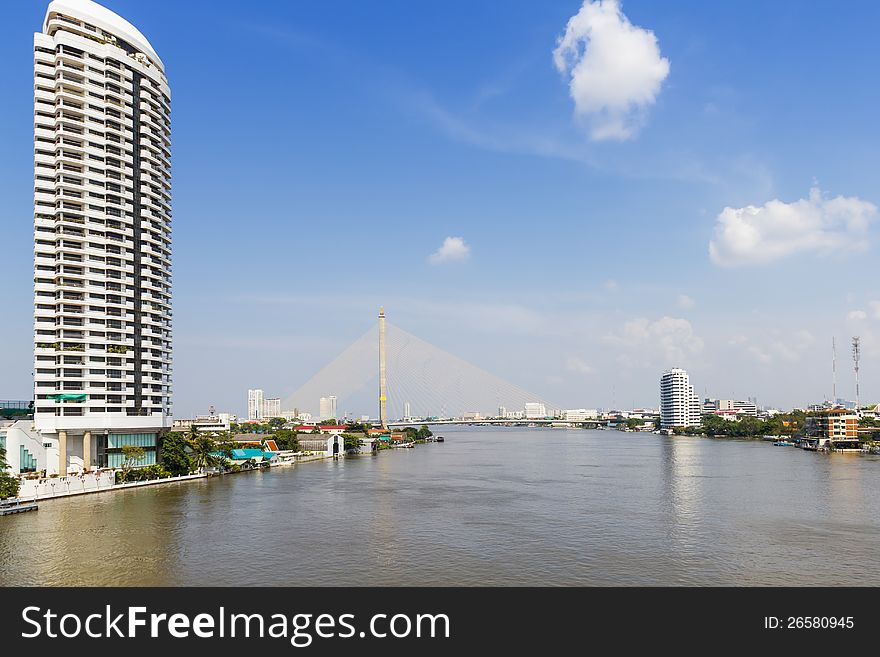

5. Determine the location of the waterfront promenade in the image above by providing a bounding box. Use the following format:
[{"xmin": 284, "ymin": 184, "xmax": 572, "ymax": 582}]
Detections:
[{"xmin": 11, "ymin": 451, "xmax": 336, "ymax": 502}]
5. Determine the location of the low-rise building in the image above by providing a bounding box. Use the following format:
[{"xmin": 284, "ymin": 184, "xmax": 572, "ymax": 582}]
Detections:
[
  {"xmin": 805, "ymin": 409, "xmax": 859, "ymax": 450},
  {"xmin": 293, "ymin": 424, "xmax": 347, "ymax": 435},
  {"xmin": 173, "ymin": 414, "xmax": 233, "ymax": 433},
  {"xmin": 298, "ymin": 435, "xmax": 345, "ymax": 456},
  {"xmin": 563, "ymin": 409, "xmax": 598, "ymax": 421},
  {"xmin": 703, "ymin": 399, "xmax": 758, "ymax": 416}
]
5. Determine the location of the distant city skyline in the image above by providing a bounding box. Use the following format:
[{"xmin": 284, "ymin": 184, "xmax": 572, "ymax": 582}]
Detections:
[{"xmin": 2, "ymin": 0, "xmax": 879, "ymax": 415}]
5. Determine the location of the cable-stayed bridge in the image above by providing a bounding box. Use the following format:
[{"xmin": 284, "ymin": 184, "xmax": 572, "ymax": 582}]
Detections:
[{"xmin": 282, "ymin": 311, "xmax": 558, "ymax": 422}]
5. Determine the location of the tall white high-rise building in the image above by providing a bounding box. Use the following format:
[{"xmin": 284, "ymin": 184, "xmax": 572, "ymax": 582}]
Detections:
[
  {"xmin": 660, "ymin": 368, "xmax": 702, "ymax": 429},
  {"xmin": 247, "ymin": 389, "xmax": 264, "ymax": 421},
  {"xmin": 319, "ymin": 395, "xmax": 337, "ymax": 420},
  {"xmin": 263, "ymin": 397, "xmax": 281, "ymax": 419},
  {"xmin": 32, "ymin": 0, "xmax": 172, "ymax": 475}
]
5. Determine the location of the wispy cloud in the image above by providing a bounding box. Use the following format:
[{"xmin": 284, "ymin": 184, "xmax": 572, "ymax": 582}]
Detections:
[
  {"xmin": 677, "ymin": 294, "xmax": 696, "ymax": 309},
  {"xmin": 604, "ymin": 316, "xmax": 704, "ymax": 366},
  {"xmin": 565, "ymin": 357, "xmax": 597, "ymax": 375},
  {"xmin": 733, "ymin": 330, "xmax": 816, "ymax": 365}
]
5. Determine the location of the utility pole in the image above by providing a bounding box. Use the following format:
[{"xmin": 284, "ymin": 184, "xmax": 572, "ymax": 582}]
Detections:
[{"xmin": 379, "ymin": 306, "xmax": 388, "ymax": 429}]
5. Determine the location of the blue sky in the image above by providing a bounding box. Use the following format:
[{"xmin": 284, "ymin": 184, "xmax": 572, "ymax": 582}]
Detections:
[{"xmin": 1, "ymin": 0, "xmax": 879, "ymax": 417}]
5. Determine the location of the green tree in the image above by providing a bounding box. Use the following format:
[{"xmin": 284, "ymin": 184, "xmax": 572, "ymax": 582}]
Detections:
[
  {"xmin": 416, "ymin": 424, "xmax": 433, "ymax": 440},
  {"xmin": 342, "ymin": 433, "xmax": 363, "ymax": 451},
  {"xmin": 213, "ymin": 433, "xmax": 237, "ymax": 458},
  {"xmin": 189, "ymin": 435, "xmax": 220, "ymax": 473},
  {"xmin": 120, "ymin": 445, "xmax": 146, "ymax": 479},
  {"xmin": 268, "ymin": 417, "xmax": 285, "ymax": 429},
  {"xmin": 159, "ymin": 431, "xmax": 193, "ymax": 476},
  {"xmin": 0, "ymin": 447, "xmax": 21, "ymax": 500},
  {"xmin": 319, "ymin": 418, "xmax": 338, "ymax": 426},
  {"xmin": 273, "ymin": 429, "xmax": 299, "ymax": 451}
]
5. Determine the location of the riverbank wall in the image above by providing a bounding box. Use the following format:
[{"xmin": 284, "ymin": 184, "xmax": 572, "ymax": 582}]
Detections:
[{"xmin": 13, "ymin": 451, "xmax": 344, "ymax": 504}]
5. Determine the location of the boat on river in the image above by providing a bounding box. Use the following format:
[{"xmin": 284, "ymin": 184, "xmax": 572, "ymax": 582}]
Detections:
[{"xmin": 773, "ymin": 440, "xmax": 795, "ymax": 447}]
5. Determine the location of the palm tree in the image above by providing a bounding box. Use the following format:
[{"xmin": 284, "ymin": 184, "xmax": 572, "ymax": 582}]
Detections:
[{"xmin": 189, "ymin": 435, "xmax": 220, "ymax": 474}]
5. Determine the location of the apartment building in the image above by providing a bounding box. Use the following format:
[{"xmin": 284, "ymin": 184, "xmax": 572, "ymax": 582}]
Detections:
[{"xmin": 31, "ymin": 0, "xmax": 172, "ymax": 474}]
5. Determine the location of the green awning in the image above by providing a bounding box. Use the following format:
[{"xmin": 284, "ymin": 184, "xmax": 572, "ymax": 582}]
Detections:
[{"xmin": 47, "ymin": 394, "xmax": 87, "ymax": 401}]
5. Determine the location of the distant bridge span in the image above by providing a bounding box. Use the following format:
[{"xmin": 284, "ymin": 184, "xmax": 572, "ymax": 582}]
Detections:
[
  {"xmin": 387, "ymin": 419, "xmax": 602, "ymax": 428},
  {"xmin": 283, "ymin": 315, "xmax": 560, "ymax": 422}
]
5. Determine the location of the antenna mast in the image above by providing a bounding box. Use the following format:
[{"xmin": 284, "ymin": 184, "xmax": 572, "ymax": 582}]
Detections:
[
  {"xmin": 852, "ymin": 336, "xmax": 861, "ymax": 413},
  {"xmin": 832, "ymin": 336, "xmax": 837, "ymax": 404}
]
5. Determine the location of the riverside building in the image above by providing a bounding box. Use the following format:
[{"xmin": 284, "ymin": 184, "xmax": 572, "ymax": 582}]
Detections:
[
  {"xmin": 804, "ymin": 409, "xmax": 860, "ymax": 450},
  {"xmin": 319, "ymin": 396, "xmax": 337, "ymax": 421},
  {"xmin": 29, "ymin": 0, "xmax": 172, "ymax": 475},
  {"xmin": 659, "ymin": 368, "xmax": 701, "ymax": 429}
]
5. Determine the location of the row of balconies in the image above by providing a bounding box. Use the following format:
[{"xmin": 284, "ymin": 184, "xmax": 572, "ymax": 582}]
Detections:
[{"xmin": 33, "ymin": 367, "xmax": 170, "ymax": 382}]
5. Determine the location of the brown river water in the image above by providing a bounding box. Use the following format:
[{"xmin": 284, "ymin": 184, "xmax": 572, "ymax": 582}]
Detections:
[{"xmin": 2, "ymin": 427, "xmax": 879, "ymax": 586}]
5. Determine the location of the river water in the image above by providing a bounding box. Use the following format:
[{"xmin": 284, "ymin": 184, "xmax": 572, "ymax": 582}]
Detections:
[{"xmin": 2, "ymin": 427, "xmax": 879, "ymax": 586}]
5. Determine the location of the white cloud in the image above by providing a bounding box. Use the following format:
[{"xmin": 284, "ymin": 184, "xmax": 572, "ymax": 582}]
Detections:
[
  {"xmin": 428, "ymin": 236, "xmax": 471, "ymax": 265},
  {"xmin": 605, "ymin": 316, "xmax": 703, "ymax": 365},
  {"xmin": 709, "ymin": 187, "xmax": 877, "ymax": 267},
  {"xmin": 565, "ymin": 356, "xmax": 596, "ymax": 374},
  {"xmin": 603, "ymin": 278, "xmax": 619, "ymax": 290},
  {"xmin": 848, "ymin": 310, "xmax": 868, "ymax": 321},
  {"xmin": 553, "ymin": 0, "xmax": 670, "ymax": 140},
  {"xmin": 676, "ymin": 294, "xmax": 695, "ymax": 309}
]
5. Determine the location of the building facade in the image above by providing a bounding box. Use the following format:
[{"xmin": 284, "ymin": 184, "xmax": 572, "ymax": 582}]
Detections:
[
  {"xmin": 805, "ymin": 409, "xmax": 859, "ymax": 449},
  {"xmin": 172, "ymin": 413, "xmax": 233, "ymax": 434},
  {"xmin": 263, "ymin": 397, "xmax": 281, "ymax": 419},
  {"xmin": 524, "ymin": 402, "xmax": 546, "ymax": 419},
  {"xmin": 563, "ymin": 409, "xmax": 598, "ymax": 422},
  {"xmin": 247, "ymin": 389, "xmax": 264, "ymax": 421},
  {"xmin": 32, "ymin": 0, "xmax": 172, "ymax": 475},
  {"xmin": 660, "ymin": 368, "xmax": 701, "ymax": 429},
  {"xmin": 703, "ymin": 399, "xmax": 758, "ymax": 417},
  {"xmin": 319, "ymin": 395, "xmax": 337, "ymax": 420}
]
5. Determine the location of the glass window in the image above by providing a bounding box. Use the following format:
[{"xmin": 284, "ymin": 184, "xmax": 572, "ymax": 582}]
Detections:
[
  {"xmin": 107, "ymin": 450, "xmax": 156, "ymax": 468},
  {"xmin": 108, "ymin": 432, "xmax": 157, "ymax": 449}
]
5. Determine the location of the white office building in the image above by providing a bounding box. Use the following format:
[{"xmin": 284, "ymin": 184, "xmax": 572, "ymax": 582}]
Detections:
[
  {"xmin": 660, "ymin": 368, "xmax": 701, "ymax": 429},
  {"xmin": 31, "ymin": 0, "xmax": 172, "ymax": 475},
  {"xmin": 563, "ymin": 409, "xmax": 598, "ymax": 422},
  {"xmin": 263, "ymin": 397, "xmax": 281, "ymax": 419},
  {"xmin": 703, "ymin": 398, "xmax": 758, "ymax": 417},
  {"xmin": 319, "ymin": 395, "xmax": 337, "ymax": 420},
  {"xmin": 524, "ymin": 402, "xmax": 546, "ymax": 419},
  {"xmin": 247, "ymin": 389, "xmax": 264, "ymax": 421}
]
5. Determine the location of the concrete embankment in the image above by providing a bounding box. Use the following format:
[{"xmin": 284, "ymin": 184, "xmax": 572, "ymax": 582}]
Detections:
[{"xmin": 12, "ymin": 452, "xmax": 342, "ymax": 504}]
